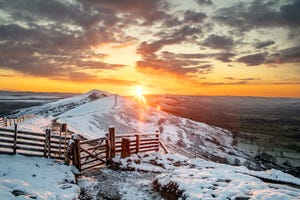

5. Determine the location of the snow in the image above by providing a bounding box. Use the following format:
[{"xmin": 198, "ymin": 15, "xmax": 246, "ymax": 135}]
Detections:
[
  {"xmin": 114, "ymin": 152, "xmax": 300, "ymax": 200},
  {"xmin": 14, "ymin": 116, "xmax": 52, "ymax": 133},
  {"xmin": 2, "ymin": 90, "xmax": 300, "ymax": 199},
  {"xmin": 0, "ymin": 154, "xmax": 80, "ymax": 200},
  {"xmin": 11, "ymin": 89, "xmax": 110, "ymax": 117}
]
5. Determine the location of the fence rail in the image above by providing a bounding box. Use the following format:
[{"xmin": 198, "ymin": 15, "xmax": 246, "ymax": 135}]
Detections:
[
  {"xmin": 0, "ymin": 123, "xmax": 166, "ymax": 172},
  {"xmin": 70, "ymin": 127, "xmax": 162, "ymax": 171},
  {"xmin": 0, "ymin": 125, "xmax": 70, "ymax": 159},
  {"xmin": 0, "ymin": 114, "xmax": 35, "ymax": 127}
]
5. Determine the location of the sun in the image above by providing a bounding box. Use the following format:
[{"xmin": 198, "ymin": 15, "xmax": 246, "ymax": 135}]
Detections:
[
  {"xmin": 133, "ymin": 85, "xmax": 147, "ymax": 105},
  {"xmin": 135, "ymin": 86, "xmax": 144, "ymax": 98}
]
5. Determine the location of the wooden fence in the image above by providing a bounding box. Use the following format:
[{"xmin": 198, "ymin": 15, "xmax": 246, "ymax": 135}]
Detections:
[
  {"xmin": 0, "ymin": 114, "xmax": 35, "ymax": 127},
  {"xmin": 0, "ymin": 124, "xmax": 165, "ymax": 172},
  {"xmin": 0, "ymin": 124, "xmax": 70, "ymax": 159},
  {"xmin": 71, "ymin": 127, "xmax": 162, "ymax": 171}
]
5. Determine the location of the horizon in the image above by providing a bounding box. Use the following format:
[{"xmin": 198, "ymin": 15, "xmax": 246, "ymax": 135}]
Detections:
[
  {"xmin": 0, "ymin": 0, "xmax": 299, "ymax": 97},
  {"xmin": 1, "ymin": 88, "xmax": 300, "ymax": 99}
]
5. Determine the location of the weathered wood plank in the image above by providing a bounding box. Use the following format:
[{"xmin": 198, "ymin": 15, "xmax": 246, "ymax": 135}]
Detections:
[
  {"xmin": 17, "ymin": 135, "xmax": 45, "ymax": 143},
  {"xmin": 17, "ymin": 140, "xmax": 45, "ymax": 148},
  {"xmin": 140, "ymin": 141, "xmax": 159, "ymax": 146},
  {"xmin": 0, "ymin": 132, "xmax": 14, "ymax": 138},
  {"xmin": 80, "ymin": 148, "xmax": 106, "ymax": 163},
  {"xmin": 139, "ymin": 144, "xmax": 159, "ymax": 149},
  {"xmin": 0, "ymin": 138, "xmax": 14, "ymax": 144},
  {"xmin": 81, "ymin": 161, "xmax": 105, "ymax": 171},
  {"xmin": 0, "ymin": 128, "xmax": 14, "ymax": 133},
  {"xmin": 0, "ymin": 143, "xmax": 14, "ymax": 149},
  {"xmin": 80, "ymin": 137, "xmax": 105, "ymax": 145},
  {"xmin": 16, "ymin": 146, "xmax": 44, "ymax": 153}
]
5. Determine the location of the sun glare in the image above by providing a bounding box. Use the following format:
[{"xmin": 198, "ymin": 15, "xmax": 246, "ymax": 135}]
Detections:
[
  {"xmin": 133, "ymin": 85, "xmax": 147, "ymax": 105},
  {"xmin": 135, "ymin": 86, "xmax": 144, "ymax": 98}
]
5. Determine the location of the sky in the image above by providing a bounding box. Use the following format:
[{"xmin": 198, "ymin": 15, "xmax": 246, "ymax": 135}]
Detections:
[{"xmin": 0, "ymin": 0, "xmax": 299, "ymax": 97}]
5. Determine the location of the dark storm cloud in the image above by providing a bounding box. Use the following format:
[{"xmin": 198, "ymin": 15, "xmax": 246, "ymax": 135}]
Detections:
[
  {"xmin": 201, "ymin": 34, "xmax": 234, "ymax": 50},
  {"xmin": 237, "ymin": 53, "xmax": 267, "ymax": 66},
  {"xmin": 214, "ymin": 0, "xmax": 300, "ymax": 32},
  {"xmin": 255, "ymin": 40, "xmax": 275, "ymax": 49},
  {"xmin": 195, "ymin": 0, "xmax": 213, "ymax": 6}
]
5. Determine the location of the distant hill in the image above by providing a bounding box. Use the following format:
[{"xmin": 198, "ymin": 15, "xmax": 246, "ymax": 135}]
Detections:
[{"xmin": 0, "ymin": 90, "xmax": 79, "ymax": 116}]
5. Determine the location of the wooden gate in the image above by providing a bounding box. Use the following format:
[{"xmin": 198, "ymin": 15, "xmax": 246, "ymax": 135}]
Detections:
[
  {"xmin": 72, "ymin": 137, "xmax": 107, "ymax": 171},
  {"xmin": 70, "ymin": 127, "xmax": 164, "ymax": 172}
]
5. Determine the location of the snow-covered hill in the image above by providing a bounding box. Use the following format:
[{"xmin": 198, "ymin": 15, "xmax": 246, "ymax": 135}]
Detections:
[
  {"xmin": 13, "ymin": 90, "xmax": 255, "ymax": 167},
  {"xmin": 10, "ymin": 90, "xmax": 110, "ymax": 117}
]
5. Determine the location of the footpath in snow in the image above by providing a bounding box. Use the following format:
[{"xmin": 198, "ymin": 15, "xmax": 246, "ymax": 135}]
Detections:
[{"xmin": 107, "ymin": 152, "xmax": 300, "ymax": 200}]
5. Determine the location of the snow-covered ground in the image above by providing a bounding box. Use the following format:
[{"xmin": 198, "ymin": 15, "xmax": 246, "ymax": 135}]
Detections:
[
  {"xmin": 0, "ymin": 154, "xmax": 80, "ymax": 200},
  {"xmin": 2, "ymin": 90, "xmax": 300, "ymax": 199},
  {"xmin": 112, "ymin": 152, "xmax": 300, "ymax": 200},
  {"xmin": 12, "ymin": 90, "xmax": 245, "ymax": 166}
]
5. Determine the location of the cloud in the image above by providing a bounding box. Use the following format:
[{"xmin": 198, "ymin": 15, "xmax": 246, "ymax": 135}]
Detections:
[
  {"xmin": 214, "ymin": 0, "xmax": 300, "ymax": 32},
  {"xmin": 75, "ymin": 61, "xmax": 125, "ymax": 70},
  {"xmin": 0, "ymin": 0, "xmax": 133, "ymax": 81},
  {"xmin": 280, "ymin": 0, "xmax": 300, "ymax": 26},
  {"xmin": 223, "ymin": 77, "xmax": 236, "ymax": 80},
  {"xmin": 136, "ymin": 54, "xmax": 213, "ymax": 78},
  {"xmin": 0, "ymin": 74, "xmax": 16, "ymax": 77},
  {"xmin": 214, "ymin": 52, "xmax": 236, "ymax": 62},
  {"xmin": 184, "ymin": 10, "xmax": 207, "ymax": 23},
  {"xmin": 56, "ymin": 71, "xmax": 138, "ymax": 85},
  {"xmin": 269, "ymin": 46, "xmax": 300, "ymax": 64},
  {"xmin": 237, "ymin": 53, "xmax": 267, "ymax": 66},
  {"xmin": 239, "ymin": 78, "xmax": 260, "ymax": 81},
  {"xmin": 200, "ymin": 81, "xmax": 248, "ymax": 85},
  {"xmin": 82, "ymin": 0, "xmax": 170, "ymax": 25},
  {"xmin": 255, "ymin": 40, "xmax": 275, "ymax": 49},
  {"xmin": 201, "ymin": 34, "xmax": 234, "ymax": 49},
  {"xmin": 195, "ymin": 0, "xmax": 213, "ymax": 6}
]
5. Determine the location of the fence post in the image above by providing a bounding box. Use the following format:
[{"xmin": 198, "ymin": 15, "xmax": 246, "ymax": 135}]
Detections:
[
  {"xmin": 73, "ymin": 138, "xmax": 81, "ymax": 171},
  {"xmin": 121, "ymin": 138, "xmax": 131, "ymax": 158},
  {"xmin": 136, "ymin": 134, "xmax": 140, "ymax": 154},
  {"xmin": 156, "ymin": 130, "xmax": 160, "ymax": 152},
  {"xmin": 44, "ymin": 129, "xmax": 49, "ymax": 157},
  {"xmin": 109, "ymin": 127, "xmax": 116, "ymax": 158},
  {"xmin": 106, "ymin": 139, "xmax": 111, "ymax": 164},
  {"xmin": 63, "ymin": 124, "xmax": 67, "ymax": 156},
  {"xmin": 4, "ymin": 118, "xmax": 7, "ymax": 127},
  {"xmin": 46, "ymin": 129, "xmax": 51, "ymax": 158},
  {"xmin": 13, "ymin": 124, "xmax": 17, "ymax": 154}
]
